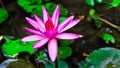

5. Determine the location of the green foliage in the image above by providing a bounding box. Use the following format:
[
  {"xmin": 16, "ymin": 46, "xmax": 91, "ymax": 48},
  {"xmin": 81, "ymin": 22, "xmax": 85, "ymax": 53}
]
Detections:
[
  {"xmin": 85, "ymin": 0, "xmax": 103, "ymax": 7},
  {"xmin": 109, "ymin": 0, "xmax": 120, "ymax": 8},
  {"xmin": 85, "ymin": 0, "xmax": 94, "ymax": 6},
  {"xmin": 85, "ymin": 0, "xmax": 120, "ymax": 8},
  {"xmin": 17, "ymin": 0, "xmax": 42, "ymax": 13},
  {"xmin": 58, "ymin": 40, "xmax": 74, "ymax": 59},
  {"xmin": 45, "ymin": 60, "xmax": 68, "ymax": 68},
  {"xmin": 96, "ymin": 0, "xmax": 102, "ymax": 3},
  {"xmin": 99, "ymin": 33, "xmax": 115, "ymax": 44},
  {"xmin": 88, "ymin": 9, "xmax": 102, "ymax": 28},
  {"xmin": 59, "ymin": 40, "xmax": 74, "ymax": 46},
  {"xmin": 58, "ymin": 46, "xmax": 72, "ymax": 59},
  {"xmin": 0, "ymin": 8, "xmax": 8, "ymax": 24},
  {"xmin": 2, "ymin": 39, "xmax": 36, "ymax": 58},
  {"xmin": 37, "ymin": 51, "xmax": 47, "ymax": 60},
  {"xmin": 42, "ymin": 3, "xmax": 68, "ymax": 16},
  {"xmin": 80, "ymin": 61, "xmax": 93, "ymax": 68},
  {"xmin": 80, "ymin": 47, "xmax": 120, "ymax": 68},
  {"xmin": 89, "ymin": 9, "xmax": 95, "ymax": 16},
  {"xmin": 17, "ymin": 0, "xmax": 68, "ymax": 17},
  {"xmin": 58, "ymin": 16, "xmax": 67, "ymax": 24}
]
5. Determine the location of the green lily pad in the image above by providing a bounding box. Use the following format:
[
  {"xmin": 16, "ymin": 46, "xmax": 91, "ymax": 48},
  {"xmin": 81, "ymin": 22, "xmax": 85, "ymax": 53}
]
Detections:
[
  {"xmin": 85, "ymin": 0, "xmax": 95, "ymax": 6},
  {"xmin": 109, "ymin": 0, "xmax": 120, "ymax": 8},
  {"xmin": 80, "ymin": 47, "xmax": 120, "ymax": 68},
  {"xmin": 85, "ymin": 0, "xmax": 103, "ymax": 7},
  {"xmin": 58, "ymin": 46, "xmax": 72, "ymax": 59},
  {"xmin": 45, "ymin": 60, "xmax": 68, "ymax": 68},
  {"xmin": 17, "ymin": 0, "xmax": 68, "ymax": 17},
  {"xmin": 80, "ymin": 61, "xmax": 93, "ymax": 68},
  {"xmin": 0, "ymin": 8, "xmax": 8, "ymax": 24},
  {"xmin": 2, "ymin": 39, "xmax": 36, "ymax": 58},
  {"xmin": 59, "ymin": 40, "xmax": 74, "ymax": 46},
  {"xmin": 96, "ymin": 0, "xmax": 102, "ymax": 3}
]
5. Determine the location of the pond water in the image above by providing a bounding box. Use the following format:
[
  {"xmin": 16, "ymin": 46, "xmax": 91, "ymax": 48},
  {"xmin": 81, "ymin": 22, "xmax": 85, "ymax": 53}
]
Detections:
[{"xmin": 0, "ymin": 0, "xmax": 120, "ymax": 68}]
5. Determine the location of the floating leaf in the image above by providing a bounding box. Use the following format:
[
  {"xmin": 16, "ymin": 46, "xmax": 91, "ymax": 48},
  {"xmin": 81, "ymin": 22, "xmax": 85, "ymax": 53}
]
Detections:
[
  {"xmin": 45, "ymin": 60, "xmax": 68, "ymax": 68},
  {"xmin": 58, "ymin": 46, "xmax": 72, "ymax": 59},
  {"xmin": 80, "ymin": 47, "xmax": 120, "ymax": 68},
  {"xmin": 59, "ymin": 40, "xmax": 74, "ymax": 46},
  {"xmin": 17, "ymin": 0, "xmax": 68, "ymax": 17},
  {"xmin": 99, "ymin": 33, "xmax": 115, "ymax": 44},
  {"xmin": 88, "ymin": 9, "xmax": 102, "ymax": 28},
  {"xmin": 109, "ymin": 0, "xmax": 120, "ymax": 8},
  {"xmin": 85, "ymin": 0, "xmax": 95, "ymax": 6},
  {"xmin": 43, "ymin": 3, "xmax": 68, "ymax": 16},
  {"xmin": 0, "ymin": 8, "xmax": 8, "ymax": 24},
  {"xmin": 45, "ymin": 60, "xmax": 54, "ymax": 68},
  {"xmin": 2, "ymin": 39, "xmax": 36, "ymax": 58},
  {"xmin": 89, "ymin": 9, "xmax": 95, "ymax": 16},
  {"xmin": 58, "ymin": 60, "xmax": 69, "ymax": 68},
  {"xmin": 80, "ymin": 61, "xmax": 93, "ymax": 68},
  {"xmin": 96, "ymin": 0, "xmax": 102, "ymax": 3},
  {"xmin": 59, "ymin": 4, "xmax": 68, "ymax": 16},
  {"xmin": 85, "ymin": 0, "xmax": 103, "ymax": 7}
]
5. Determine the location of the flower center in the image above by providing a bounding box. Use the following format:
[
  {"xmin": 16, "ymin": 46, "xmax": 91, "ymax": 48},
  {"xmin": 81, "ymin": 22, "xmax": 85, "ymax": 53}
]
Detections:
[
  {"xmin": 45, "ymin": 19, "xmax": 54, "ymax": 32},
  {"xmin": 44, "ymin": 19, "xmax": 58, "ymax": 38}
]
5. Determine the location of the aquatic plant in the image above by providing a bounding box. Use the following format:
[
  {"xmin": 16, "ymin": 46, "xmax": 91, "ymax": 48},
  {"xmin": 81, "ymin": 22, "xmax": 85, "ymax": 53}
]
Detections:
[
  {"xmin": 85, "ymin": 0, "xmax": 103, "ymax": 7},
  {"xmin": 22, "ymin": 5, "xmax": 83, "ymax": 61},
  {"xmin": 45, "ymin": 60, "xmax": 68, "ymax": 68},
  {"xmin": 17, "ymin": 0, "xmax": 68, "ymax": 17},
  {"xmin": 99, "ymin": 33, "xmax": 115, "ymax": 44},
  {"xmin": 85, "ymin": 0, "xmax": 120, "ymax": 8},
  {"xmin": 80, "ymin": 47, "xmax": 120, "ymax": 68},
  {"xmin": 0, "ymin": 8, "xmax": 8, "ymax": 24},
  {"xmin": 109, "ymin": 0, "xmax": 120, "ymax": 8},
  {"xmin": 2, "ymin": 39, "xmax": 36, "ymax": 58}
]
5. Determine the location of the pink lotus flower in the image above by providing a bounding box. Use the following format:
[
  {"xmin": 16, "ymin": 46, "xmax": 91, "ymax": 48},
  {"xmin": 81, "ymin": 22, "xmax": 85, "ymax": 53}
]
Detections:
[{"xmin": 22, "ymin": 5, "xmax": 83, "ymax": 61}]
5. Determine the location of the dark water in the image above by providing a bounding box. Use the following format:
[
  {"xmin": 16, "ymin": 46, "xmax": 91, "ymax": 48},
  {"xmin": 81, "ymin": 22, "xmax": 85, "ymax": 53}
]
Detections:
[{"xmin": 0, "ymin": 0, "xmax": 120, "ymax": 68}]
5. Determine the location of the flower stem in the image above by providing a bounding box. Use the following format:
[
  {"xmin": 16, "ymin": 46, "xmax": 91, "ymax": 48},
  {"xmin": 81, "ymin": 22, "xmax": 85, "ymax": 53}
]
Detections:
[
  {"xmin": 55, "ymin": 58, "xmax": 58, "ymax": 68},
  {"xmin": 98, "ymin": 18, "xmax": 120, "ymax": 30},
  {"xmin": 0, "ymin": 0, "xmax": 5, "ymax": 9}
]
